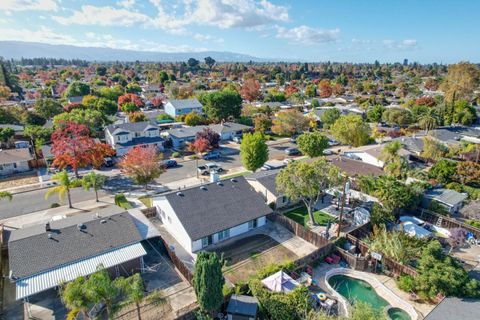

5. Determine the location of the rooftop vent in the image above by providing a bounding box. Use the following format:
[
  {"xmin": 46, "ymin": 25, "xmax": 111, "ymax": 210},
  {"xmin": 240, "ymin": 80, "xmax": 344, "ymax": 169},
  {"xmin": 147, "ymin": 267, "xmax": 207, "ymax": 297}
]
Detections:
[
  {"xmin": 77, "ymin": 223, "xmax": 86, "ymax": 231},
  {"xmin": 200, "ymin": 186, "xmax": 207, "ymax": 191},
  {"xmin": 230, "ymin": 178, "xmax": 237, "ymax": 183},
  {"xmin": 45, "ymin": 222, "xmax": 51, "ymax": 232},
  {"xmin": 48, "ymin": 233, "xmax": 53, "ymax": 239},
  {"xmin": 216, "ymin": 182, "xmax": 223, "ymax": 186},
  {"xmin": 100, "ymin": 219, "xmax": 107, "ymax": 224},
  {"xmin": 176, "ymin": 191, "xmax": 184, "ymax": 196}
]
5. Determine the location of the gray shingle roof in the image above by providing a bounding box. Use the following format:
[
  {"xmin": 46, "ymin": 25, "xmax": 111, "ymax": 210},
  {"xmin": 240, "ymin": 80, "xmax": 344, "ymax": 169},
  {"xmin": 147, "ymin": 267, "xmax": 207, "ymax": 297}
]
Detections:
[
  {"xmin": 429, "ymin": 126, "xmax": 480, "ymax": 145},
  {"xmin": 167, "ymin": 122, "xmax": 250, "ymax": 139},
  {"xmin": 0, "ymin": 148, "xmax": 33, "ymax": 165},
  {"xmin": 167, "ymin": 98, "xmax": 203, "ymax": 110},
  {"xmin": 116, "ymin": 136, "xmax": 164, "ymax": 147},
  {"xmin": 227, "ymin": 294, "xmax": 258, "ymax": 316},
  {"xmin": 8, "ymin": 207, "xmax": 142, "ymax": 279},
  {"xmin": 423, "ymin": 188, "xmax": 468, "ymax": 206},
  {"xmin": 167, "ymin": 126, "xmax": 207, "ymax": 139},
  {"xmin": 164, "ymin": 176, "xmax": 272, "ymax": 240},
  {"xmin": 246, "ymin": 169, "xmax": 280, "ymax": 196},
  {"xmin": 105, "ymin": 121, "xmax": 157, "ymax": 135},
  {"xmin": 425, "ymin": 297, "xmax": 480, "ymax": 320}
]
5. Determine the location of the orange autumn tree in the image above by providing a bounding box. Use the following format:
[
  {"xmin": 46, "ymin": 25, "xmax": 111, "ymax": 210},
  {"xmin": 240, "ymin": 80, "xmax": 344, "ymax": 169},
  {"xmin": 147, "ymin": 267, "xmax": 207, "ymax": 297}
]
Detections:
[
  {"xmin": 240, "ymin": 78, "xmax": 261, "ymax": 102},
  {"xmin": 118, "ymin": 146, "xmax": 164, "ymax": 190},
  {"xmin": 51, "ymin": 122, "xmax": 114, "ymax": 177},
  {"xmin": 318, "ymin": 79, "xmax": 333, "ymax": 98}
]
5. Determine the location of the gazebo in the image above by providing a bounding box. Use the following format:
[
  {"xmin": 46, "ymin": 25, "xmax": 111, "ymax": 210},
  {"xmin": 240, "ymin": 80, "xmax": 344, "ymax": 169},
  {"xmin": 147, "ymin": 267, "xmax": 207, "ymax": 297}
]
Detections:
[{"xmin": 261, "ymin": 270, "xmax": 299, "ymax": 293}]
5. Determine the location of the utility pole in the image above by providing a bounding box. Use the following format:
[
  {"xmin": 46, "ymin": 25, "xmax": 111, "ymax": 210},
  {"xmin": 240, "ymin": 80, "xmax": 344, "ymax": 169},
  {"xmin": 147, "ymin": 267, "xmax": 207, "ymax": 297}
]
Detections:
[{"xmin": 337, "ymin": 174, "xmax": 348, "ymax": 238}]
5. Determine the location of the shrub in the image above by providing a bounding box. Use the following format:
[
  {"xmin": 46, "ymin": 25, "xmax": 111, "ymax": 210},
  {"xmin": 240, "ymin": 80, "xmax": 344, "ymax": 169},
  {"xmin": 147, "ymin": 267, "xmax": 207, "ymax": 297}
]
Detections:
[
  {"xmin": 114, "ymin": 193, "xmax": 133, "ymax": 209},
  {"xmin": 172, "ymin": 151, "xmax": 181, "ymax": 158},
  {"xmin": 466, "ymin": 220, "xmax": 480, "ymax": 228},
  {"xmin": 254, "ymin": 261, "xmax": 295, "ymax": 280},
  {"xmin": 50, "ymin": 202, "xmax": 60, "ymax": 208},
  {"xmin": 397, "ymin": 274, "xmax": 416, "ymax": 292}
]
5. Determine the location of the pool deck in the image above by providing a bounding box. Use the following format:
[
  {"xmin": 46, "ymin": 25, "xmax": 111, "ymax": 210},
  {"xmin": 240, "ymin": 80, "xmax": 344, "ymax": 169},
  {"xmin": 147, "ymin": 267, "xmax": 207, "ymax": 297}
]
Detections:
[{"xmin": 313, "ymin": 265, "xmax": 435, "ymax": 319}]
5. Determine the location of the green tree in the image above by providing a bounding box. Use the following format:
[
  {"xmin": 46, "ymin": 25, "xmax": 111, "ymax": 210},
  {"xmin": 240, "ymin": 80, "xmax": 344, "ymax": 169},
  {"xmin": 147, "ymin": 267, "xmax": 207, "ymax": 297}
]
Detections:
[
  {"xmin": 94, "ymin": 98, "xmax": 118, "ymax": 116},
  {"xmin": 418, "ymin": 108, "xmax": 440, "ymax": 133},
  {"xmin": 240, "ymin": 132, "xmax": 269, "ymax": 172},
  {"xmin": 65, "ymin": 81, "xmax": 90, "ymax": 97},
  {"xmin": 421, "ymin": 137, "xmax": 446, "ymax": 164},
  {"xmin": 184, "ymin": 112, "xmax": 205, "ymax": 126},
  {"xmin": 350, "ymin": 301, "xmax": 387, "ymax": 320},
  {"xmin": 81, "ymin": 171, "xmax": 106, "ymax": 202},
  {"xmin": 271, "ymin": 109, "xmax": 309, "ymax": 136},
  {"xmin": 53, "ymin": 109, "xmax": 108, "ymax": 136},
  {"xmin": 34, "ymin": 98, "xmax": 63, "ymax": 119},
  {"xmin": 85, "ymin": 267, "xmax": 122, "ymax": 319},
  {"xmin": 380, "ymin": 141, "xmax": 409, "ymax": 178},
  {"xmin": 193, "ymin": 252, "xmax": 225, "ymax": 315},
  {"xmin": 204, "ymin": 56, "xmax": 216, "ymax": 69},
  {"xmin": 200, "ymin": 89, "xmax": 242, "ymax": 121},
  {"xmin": 331, "ymin": 114, "xmax": 371, "ymax": 147},
  {"xmin": 0, "ymin": 127, "xmax": 14, "ymax": 145},
  {"xmin": 320, "ymin": 108, "xmax": 341, "ymax": 129},
  {"xmin": 45, "ymin": 170, "xmax": 80, "ymax": 208},
  {"xmin": 0, "ymin": 191, "xmax": 12, "ymax": 201},
  {"xmin": 311, "ymin": 99, "xmax": 320, "ymax": 108},
  {"xmin": 60, "ymin": 276, "xmax": 92, "ymax": 320},
  {"xmin": 297, "ymin": 131, "xmax": 329, "ymax": 157},
  {"xmin": 429, "ymin": 159, "xmax": 458, "ymax": 183},
  {"xmin": 382, "ymin": 108, "xmax": 413, "ymax": 126},
  {"xmin": 373, "ymin": 176, "xmax": 419, "ymax": 215},
  {"xmin": 305, "ymin": 83, "xmax": 317, "ymax": 98},
  {"xmin": 366, "ymin": 105, "xmax": 386, "ymax": 123},
  {"xmin": 125, "ymin": 82, "xmax": 141, "ymax": 94},
  {"xmin": 276, "ymin": 159, "xmax": 340, "ymax": 225},
  {"xmin": 369, "ymin": 203, "xmax": 394, "ymax": 227}
]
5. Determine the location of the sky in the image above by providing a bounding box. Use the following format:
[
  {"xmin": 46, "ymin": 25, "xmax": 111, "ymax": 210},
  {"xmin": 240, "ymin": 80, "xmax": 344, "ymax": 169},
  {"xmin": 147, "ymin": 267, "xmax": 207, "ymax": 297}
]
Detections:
[{"xmin": 0, "ymin": 0, "xmax": 479, "ymax": 63}]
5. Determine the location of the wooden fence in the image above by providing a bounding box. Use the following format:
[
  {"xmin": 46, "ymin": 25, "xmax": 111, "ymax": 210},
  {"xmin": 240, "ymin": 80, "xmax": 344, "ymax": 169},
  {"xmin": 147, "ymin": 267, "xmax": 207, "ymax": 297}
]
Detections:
[
  {"xmin": 268, "ymin": 213, "xmax": 330, "ymax": 248},
  {"xmin": 417, "ymin": 209, "xmax": 480, "ymax": 238},
  {"xmin": 159, "ymin": 237, "xmax": 194, "ymax": 285},
  {"xmin": 336, "ymin": 247, "xmax": 368, "ymax": 271},
  {"xmin": 141, "ymin": 207, "xmax": 157, "ymax": 218}
]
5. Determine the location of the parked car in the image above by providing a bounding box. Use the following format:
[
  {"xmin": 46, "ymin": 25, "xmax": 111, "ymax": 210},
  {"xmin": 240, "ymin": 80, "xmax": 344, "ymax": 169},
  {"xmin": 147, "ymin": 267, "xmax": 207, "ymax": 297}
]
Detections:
[
  {"xmin": 328, "ymin": 139, "xmax": 340, "ymax": 146},
  {"xmin": 232, "ymin": 136, "xmax": 242, "ymax": 143},
  {"xmin": 103, "ymin": 157, "xmax": 114, "ymax": 167},
  {"xmin": 205, "ymin": 162, "xmax": 224, "ymax": 173},
  {"xmin": 285, "ymin": 147, "xmax": 300, "ymax": 156},
  {"xmin": 163, "ymin": 159, "xmax": 178, "ymax": 168},
  {"xmin": 197, "ymin": 165, "xmax": 209, "ymax": 175},
  {"xmin": 290, "ymin": 135, "xmax": 298, "ymax": 143},
  {"xmin": 283, "ymin": 158, "xmax": 295, "ymax": 165},
  {"xmin": 323, "ymin": 149, "xmax": 334, "ymax": 155},
  {"xmin": 203, "ymin": 150, "xmax": 221, "ymax": 160}
]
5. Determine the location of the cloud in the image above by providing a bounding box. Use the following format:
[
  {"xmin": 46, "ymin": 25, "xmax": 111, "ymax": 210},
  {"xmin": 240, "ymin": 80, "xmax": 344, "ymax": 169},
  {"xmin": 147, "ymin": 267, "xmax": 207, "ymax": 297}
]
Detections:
[
  {"xmin": 0, "ymin": 0, "xmax": 59, "ymax": 12},
  {"xmin": 276, "ymin": 25, "xmax": 340, "ymax": 45},
  {"xmin": 194, "ymin": 33, "xmax": 224, "ymax": 43},
  {"xmin": 53, "ymin": 5, "xmax": 150, "ymax": 27},
  {"xmin": 117, "ymin": 0, "xmax": 136, "ymax": 9},
  {"xmin": 383, "ymin": 39, "xmax": 418, "ymax": 50}
]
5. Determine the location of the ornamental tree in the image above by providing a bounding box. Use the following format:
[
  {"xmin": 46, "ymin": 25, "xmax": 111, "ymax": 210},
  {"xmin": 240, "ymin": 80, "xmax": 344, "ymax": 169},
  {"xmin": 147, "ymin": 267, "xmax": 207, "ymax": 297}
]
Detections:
[
  {"xmin": 118, "ymin": 146, "xmax": 164, "ymax": 190},
  {"xmin": 118, "ymin": 93, "xmax": 144, "ymax": 113},
  {"xmin": 331, "ymin": 114, "xmax": 371, "ymax": 147},
  {"xmin": 196, "ymin": 128, "xmax": 220, "ymax": 149},
  {"xmin": 200, "ymin": 89, "xmax": 242, "ymax": 121},
  {"xmin": 276, "ymin": 159, "xmax": 340, "ymax": 225},
  {"xmin": 240, "ymin": 78, "xmax": 261, "ymax": 102},
  {"xmin": 296, "ymin": 131, "xmax": 329, "ymax": 158},
  {"xmin": 320, "ymin": 108, "xmax": 341, "ymax": 129},
  {"xmin": 240, "ymin": 132, "xmax": 269, "ymax": 172},
  {"xmin": 193, "ymin": 252, "xmax": 224, "ymax": 315},
  {"xmin": 271, "ymin": 109, "xmax": 309, "ymax": 137}
]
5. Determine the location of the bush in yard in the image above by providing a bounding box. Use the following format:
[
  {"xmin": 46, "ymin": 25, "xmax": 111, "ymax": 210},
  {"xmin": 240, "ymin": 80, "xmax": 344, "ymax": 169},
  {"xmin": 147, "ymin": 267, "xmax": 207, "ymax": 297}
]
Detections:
[
  {"xmin": 172, "ymin": 151, "xmax": 181, "ymax": 158},
  {"xmin": 296, "ymin": 131, "xmax": 329, "ymax": 158},
  {"xmin": 114, "ymin": 194, "xmax": 132, "ymax": 209},
  {"xmin": 397, "ymin": 274, "xmax": 416, "ymax": 292},
  {"xmin": 193, "ymin": 252, "xmax": 224, "ymax": 315}
]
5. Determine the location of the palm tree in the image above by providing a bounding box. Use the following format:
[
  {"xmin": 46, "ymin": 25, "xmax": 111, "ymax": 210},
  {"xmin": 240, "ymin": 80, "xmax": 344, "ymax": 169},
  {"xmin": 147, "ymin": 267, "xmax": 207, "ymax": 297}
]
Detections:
[
  {"xmin": 85, "ymin": 267, "xmax": 122, "ymax": 319},
  {"xmin": 45, "ymin": 170, "xmax": 79, "ymax": 208},
  {"xmin": 0, "ymin": 191, "xmax": 12, "ymax": 201},
  {"xmin": 418, "ymin": 109, "xmax": 439, "ymax": 133},
  {"xmin": 118, "ymin": 274, "xmax": 167, "ymax": 320},
  {"xmin": 81, "ymin": 171, "xmax": 106, "ymax": 202},
  {"xmin": 61, "ymin": 276, "xmax": 92, "ymax": 320}
]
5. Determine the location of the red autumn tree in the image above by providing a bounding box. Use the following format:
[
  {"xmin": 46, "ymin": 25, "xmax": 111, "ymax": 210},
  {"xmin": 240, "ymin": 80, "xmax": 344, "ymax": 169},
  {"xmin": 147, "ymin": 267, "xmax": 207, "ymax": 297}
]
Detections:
[
  {"xmin": 318, "ymin": 79, "xmax": 333, "ymax": 98},
  {"xmin": 284, "ymin": 85, "xmax": 299, "ymax": 98},
  {"xmin": 51, "ymin": 122, "xmax": 113, "ymax": 176},
  {"xmin": 240, "ymin": 78, "xmax": 261, "ymax": 102},
  {"xmin": 188, "ymin": 137, "xmax": 210, "ymax": 154},
  {"xmin": 150, "ymin": 96, "xmax": 164, "ymax": 108},
  {"xmin": 415, "ymin": 96, "xmax": 436, "ymax": 107},
  {"xmin": 196, "ymin": 128, "xmax": 220, "ymax": 149},
  {"xmin": 118, "ymin": 93, "xmax": 144, "ymax": 113},
  {"xmin": 118, "ymin": 146, "xmax": 164, "ymax": 190},
  {"xmin": 333, "ymin": 83, "xmax": 345, "ymax": 96}
]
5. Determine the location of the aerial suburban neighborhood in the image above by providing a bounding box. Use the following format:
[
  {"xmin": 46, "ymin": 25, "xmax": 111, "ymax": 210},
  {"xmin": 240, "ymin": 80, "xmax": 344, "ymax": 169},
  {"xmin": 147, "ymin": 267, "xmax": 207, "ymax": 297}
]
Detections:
[{"xmin": 0, "ymin": 1, "xmax": 479, "ymax": 319}]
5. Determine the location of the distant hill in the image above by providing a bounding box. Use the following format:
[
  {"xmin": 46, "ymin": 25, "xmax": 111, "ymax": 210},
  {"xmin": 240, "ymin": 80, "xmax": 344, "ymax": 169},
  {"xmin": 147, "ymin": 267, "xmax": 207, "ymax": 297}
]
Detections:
[{"xmin": 0, "ymin": 41, "xmax": 269, "ymax": 63}]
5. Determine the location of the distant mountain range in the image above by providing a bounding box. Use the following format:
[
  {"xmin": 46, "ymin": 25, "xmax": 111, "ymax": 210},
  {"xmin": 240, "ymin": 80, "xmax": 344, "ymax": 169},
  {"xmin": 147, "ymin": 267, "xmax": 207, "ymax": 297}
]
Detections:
[{"xmin": 0, "ymin": 41, "xmax": 270, "ymax": 62}]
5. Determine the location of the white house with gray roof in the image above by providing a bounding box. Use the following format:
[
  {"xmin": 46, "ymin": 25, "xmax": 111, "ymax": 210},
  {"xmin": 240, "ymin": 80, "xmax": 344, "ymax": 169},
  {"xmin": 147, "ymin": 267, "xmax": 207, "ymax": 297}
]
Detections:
[
  {"xmin": 105, "ymin": 121, "xmax": 164, "ymax": 156},
  {"xmin": 421, "ymin": 188, "xmax": 468, "ymax": 214},
  {"xmin": 152, "ymin": 177, "xmax": 272, "ymax": 254},
  {"xmin": 164, "ymin": 98, "xmax": 203, "ymax": 118},
  {"xmin": 0, "ymin": 148, "xmax": 33, "ymax": 176}
]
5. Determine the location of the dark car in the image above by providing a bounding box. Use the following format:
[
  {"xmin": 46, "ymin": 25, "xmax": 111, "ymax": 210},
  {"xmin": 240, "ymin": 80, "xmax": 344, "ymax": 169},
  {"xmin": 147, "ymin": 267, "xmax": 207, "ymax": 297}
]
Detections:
[
  {"xmin": 203, "ymin": 150, "xmax": 221, "ymax": 160},
  {"xmin": 163, "ymin": 159, "xmax": 178, "ymax": 168},
  {"xmin": 285, "ymin": 147, "xmax": 300, "ymax": 156},
  {"xmin": 103, "ymin": 157, "xmax": 114, "ymax": 167}
]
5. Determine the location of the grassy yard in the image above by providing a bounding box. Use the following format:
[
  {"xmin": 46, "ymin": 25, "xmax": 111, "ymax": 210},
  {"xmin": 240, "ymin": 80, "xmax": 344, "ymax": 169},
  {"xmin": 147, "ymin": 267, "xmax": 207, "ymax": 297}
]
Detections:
[
  {"xmin": 138, "ymin": 196, "xmax": 153, "ymax": 208},
  {"xmin": 284, "ymin": 206, "xmax": 336, "ymax": 227}
]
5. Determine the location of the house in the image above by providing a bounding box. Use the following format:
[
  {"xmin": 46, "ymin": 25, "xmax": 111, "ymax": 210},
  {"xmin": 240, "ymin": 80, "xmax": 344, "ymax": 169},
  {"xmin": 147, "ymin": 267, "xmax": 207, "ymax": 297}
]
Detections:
[
  {"xmin": 421, "ymin": 188, "xmax": 468, "ymax": 214},
  {"xmin": 246, "ymin": 169, "xmax": 292, "ymax": 209},
  {"xmin": 429, "ymin": 126, "xmax": 480, "ymax": 146},
  {"xmin": 394, "ymin": 136, "xmax": 426, "ymax": 156},
  {"xmin": 0, "ymin": 148, "xmax": 33, "ymax": 176},
  {"xmin": 326, "ymin": 155, "xmax": 385, "ymax": 177},
  {"xmin": 152, "ymin": 177, "xmax": 272, "ymax": 254},
  {"xmin": 166, "ymin": 122, "xmax": 251, "ymax": 148},
  {"xmin": 425, "ymin": 297, "xmax": 480, "ymax": 320},
  {"xmin": 105, "ymin": 121, "xmax": 164, "ymax": 156},
  {"xmin": 5, "ymin": 207, "xmax": 147, "ymax": 300},
  {"xmin": 343, "ymin": 144, "xmax": 412, "ymax": 168},
  {"xmin": 227, "ymin": 295, "xmax": 259, "ymax": 320},
  {"xmin": 164, "ymin": 98, "xmax": 203, "ymax": 118}
]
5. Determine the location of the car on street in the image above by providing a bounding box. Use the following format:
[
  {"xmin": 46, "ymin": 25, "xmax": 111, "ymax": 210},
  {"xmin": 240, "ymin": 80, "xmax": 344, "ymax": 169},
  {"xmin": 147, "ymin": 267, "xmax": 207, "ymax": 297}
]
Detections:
[
  {"xmin": 285, "ymin": 147, "xmax": 300, "ymax": 156},
  {"xmin": 328, "ymin": 139, "xmax": 340, "ymax": 146},
  {"xmin": 197, "ymin": 165, "xmax": 210, "ymax": 175},
  {"xmin": 103, "ymin": 157, "xmax": 114, "ymax": 167},
  {"xmin": 205, "ymin": 162, "xmax": 224, "ymax": 173},
  {"xmin": 163, "ymin": 159, "xmax": 178, "ymax": 168},
  {"xmin": 232, "ymin": 136, "xmax": 242, "ymax": 143},
  {"xmin": 203, "ymin": 150, "xmax": 221, "ymax": 160}
]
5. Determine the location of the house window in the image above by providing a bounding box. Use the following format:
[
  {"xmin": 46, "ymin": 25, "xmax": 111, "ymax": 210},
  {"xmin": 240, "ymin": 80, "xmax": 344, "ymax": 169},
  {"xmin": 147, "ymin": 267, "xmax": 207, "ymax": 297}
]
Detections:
[
  {"xmin": 248, "ymin": 219, "xmax": 258, "ymax": 230},
  {"xmin": 217, "ymin": 229, "xmax": 230, "ymax": 241},
  {"xmin": 167, "ymin": 216, "xmax": 172, "ymax": 224},
  {"xmin": 202, "ymin": 236, "xmax": 211, "ymax": 247},
  {"xmin": 13, "ymin": 163, "xmax": 17, "ymax": 168}
]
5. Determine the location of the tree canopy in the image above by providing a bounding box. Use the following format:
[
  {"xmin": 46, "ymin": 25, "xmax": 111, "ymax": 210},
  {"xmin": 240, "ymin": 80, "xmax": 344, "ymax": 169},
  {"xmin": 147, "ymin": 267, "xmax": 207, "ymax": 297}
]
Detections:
[
  {"xmin": 240, "ymin": 132, "xmax": 269, "ymax": 172},
  {"xmin": 296, "ymin": 131, "xmax": 329, "ymax": 158},
  {"xmin": 331, "ymin": 114, "xmax": 371, "ymax": 147}
]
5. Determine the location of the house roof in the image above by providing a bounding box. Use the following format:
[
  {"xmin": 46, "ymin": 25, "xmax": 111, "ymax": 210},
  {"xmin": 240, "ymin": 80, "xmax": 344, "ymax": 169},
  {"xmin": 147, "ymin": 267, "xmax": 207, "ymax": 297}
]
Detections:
[
  {"xmin": 345, "ymin": 143, "xmax": 411, "ymax": 159},
  {"xmin": 167, "ymin": 122, "xmax": 250, "ymax": 139},
  {"xmin": 394, "ymin": 136, "xmax": 426, "ymax": 154},
  {"xmin": 429, "ymin": 126, "xmax": 480, "ymax": 144},
  {"xmin": 0, "ymin": 148, "xmax": 33, "ymax": 165},
  {"xmin": 116, "ymin": 136, "xmax": 164, "ymax": 147},
  {"xmin": 106, "ymin": 121, "xmax": 157, "ymax": 135},
  {"xmin": 425, "ymin": 297, "xmax": 480, "ymax": 320},
  {"xmin": 423, "ymin": 188, "xmax": 468, "ymax": 207},
  {"xmin": 246, "ymin": 169, "xmax": 281, "ymax": 196},
  {"xmin": 8, "ymin": 207, "xmax": 142, "ymax": 279},
  {"xmin": 326, "ymin": 155, "xmax": 385, "ymax": 177},
  {"xmin": 227, "ymin": 294, "xmax": 258, "ymax": 316},
  {"xmin": 167, "ymin": 98, "xmax": 203, "ymax": 110},
  {"xmin": 162, "ymin": 176, "xmax": 272, "ymax": 240},
  {"xmin": 209, "ymin": 122, "xmax": 251, "ymax": 134}
]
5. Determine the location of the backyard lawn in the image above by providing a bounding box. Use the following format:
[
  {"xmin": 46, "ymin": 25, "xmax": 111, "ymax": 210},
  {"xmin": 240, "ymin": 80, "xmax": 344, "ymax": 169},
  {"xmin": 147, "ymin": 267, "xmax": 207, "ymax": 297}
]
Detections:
[{"xmin": 284, "ymin": 206, "xmax": 336, "ymax": 227}]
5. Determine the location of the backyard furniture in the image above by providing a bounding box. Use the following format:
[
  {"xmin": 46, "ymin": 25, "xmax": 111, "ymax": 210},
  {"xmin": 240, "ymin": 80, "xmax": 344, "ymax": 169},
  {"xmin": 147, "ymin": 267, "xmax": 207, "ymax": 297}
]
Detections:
[
  {"xmin": 297, "ymin": 272, "xmax": 312, "ymax": 286},
  {"xmin": 325, "ymin": 256, "xmax": 334, "ymax": 264},
  {"xmin": 331, "ymin": 254, "xmax": 341, "ymax": 264}
]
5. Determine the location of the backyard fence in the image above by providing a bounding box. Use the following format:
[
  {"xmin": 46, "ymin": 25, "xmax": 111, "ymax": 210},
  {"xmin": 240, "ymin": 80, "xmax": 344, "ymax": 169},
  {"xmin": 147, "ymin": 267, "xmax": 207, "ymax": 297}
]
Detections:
[
  {"xmin": 335, "ymin": 247, "xmax": 368, "ymax": 271},
  {"xmin": 160, "ymin": 237, "xmax": 194, "ymax": 285},
  {"xmin": 268, "ymin": 213, "xmax": 330, "ymax": 248},
  {"xmin": 141, "ymin": 207, "xmax": 157, "ymax": 218},
  {"xmin": 416, "ymin": 209, "xmax": 480, "ymax": 238}
]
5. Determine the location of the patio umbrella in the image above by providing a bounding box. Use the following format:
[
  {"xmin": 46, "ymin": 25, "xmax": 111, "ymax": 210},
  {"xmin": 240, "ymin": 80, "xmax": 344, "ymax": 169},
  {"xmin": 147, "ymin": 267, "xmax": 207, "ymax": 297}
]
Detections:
[{"xmin": 261, "ymin": 270, "xmax": 300, "ymax": 293}]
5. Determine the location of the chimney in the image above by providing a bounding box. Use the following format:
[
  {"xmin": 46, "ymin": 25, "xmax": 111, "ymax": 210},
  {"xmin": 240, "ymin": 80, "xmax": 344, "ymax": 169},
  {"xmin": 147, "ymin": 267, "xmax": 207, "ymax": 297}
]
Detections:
[
  {"xmin": 210, "ymin": 171, "xmax": 220, "ymax": 183},
  {"xmin": 45, "ymin": 222, "xmax": 51, "ymax": 232}
]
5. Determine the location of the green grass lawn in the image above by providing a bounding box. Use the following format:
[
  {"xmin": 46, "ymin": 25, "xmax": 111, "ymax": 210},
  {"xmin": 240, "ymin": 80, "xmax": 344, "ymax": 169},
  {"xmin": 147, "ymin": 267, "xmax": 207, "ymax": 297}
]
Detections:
[
  {"xmin": 138, "ymin": 196, "xmax": 153, "ymax": 208},
  {"xmin": 284, "ymin": 206, "xmax": 336, "ymax": 227}
]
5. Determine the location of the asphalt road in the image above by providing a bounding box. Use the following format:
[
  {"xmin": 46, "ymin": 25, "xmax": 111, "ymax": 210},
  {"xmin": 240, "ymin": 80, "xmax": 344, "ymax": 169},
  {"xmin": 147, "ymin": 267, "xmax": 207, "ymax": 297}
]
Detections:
[
  {"xmin": 1, "ymin": 141, "xmax": 296, "ymax": 219},
  {"xmin": 0, "ymin": 188, "xmax": 107, "ymax": 220}
]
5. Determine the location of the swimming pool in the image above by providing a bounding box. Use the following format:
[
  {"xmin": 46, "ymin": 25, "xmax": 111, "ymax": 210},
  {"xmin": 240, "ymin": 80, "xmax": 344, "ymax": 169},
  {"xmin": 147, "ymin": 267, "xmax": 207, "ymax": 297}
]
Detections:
[{"xmin": 328, "ymin": 275, "xmax": 411, "ymax": 320}]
